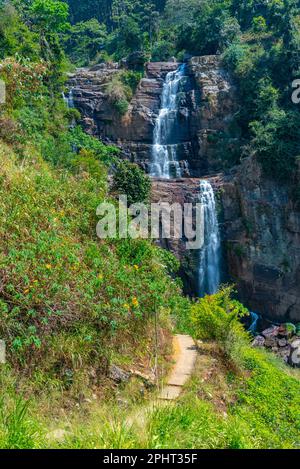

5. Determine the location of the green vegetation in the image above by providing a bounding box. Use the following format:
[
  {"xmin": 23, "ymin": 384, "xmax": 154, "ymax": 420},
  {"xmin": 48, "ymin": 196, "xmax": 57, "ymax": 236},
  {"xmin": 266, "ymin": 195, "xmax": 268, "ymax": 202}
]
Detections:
[
  {"xmin": 60, "ymin": 0, "xmax": 300, "ymax": 189},
  {"xmin": 1, "ymin": 287, "xmax": 298, "ymax": 449},
  {"xmin": 0, "ymin": 0, "xmax": 299, "ymax": 450},
  {"xmin": 112, "ymin": 159, "xmax": 151, "ymax": 205},
  {"xmin": 191, "ymin": 286, "xmax": 249, "ymax": 344},
  {"xmin": 0, "ymin": 0, "xmax": 187, "ymax": 447}
]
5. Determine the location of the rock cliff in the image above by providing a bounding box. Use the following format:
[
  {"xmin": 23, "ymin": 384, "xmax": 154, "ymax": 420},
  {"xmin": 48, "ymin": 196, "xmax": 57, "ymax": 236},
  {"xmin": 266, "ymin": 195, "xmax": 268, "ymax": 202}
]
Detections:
[
  {"xmin": 67, "ymin": 56, "xmax": 238, "ymax": 175},
  {"xmin": 221, "ymin": 157, "xmax": 300, "ymax": 322}
]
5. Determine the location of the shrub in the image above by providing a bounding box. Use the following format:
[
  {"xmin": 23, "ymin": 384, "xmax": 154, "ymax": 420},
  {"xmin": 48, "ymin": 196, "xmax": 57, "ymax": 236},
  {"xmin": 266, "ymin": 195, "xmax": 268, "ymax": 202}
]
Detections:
[
  {"xmin": 252, "ymin": 16, "xmax": 267, "ymax": 33},
  {"xmin": 106, "ymin": 74, "xmax": 132, "ymax": 116},
  {"xmin": 191, "ymin": 285, "xmax": 249, "ymax": 344},
  {"xmin": 112, "ymin": 160, "xmax": 151, "ymax": 205}
]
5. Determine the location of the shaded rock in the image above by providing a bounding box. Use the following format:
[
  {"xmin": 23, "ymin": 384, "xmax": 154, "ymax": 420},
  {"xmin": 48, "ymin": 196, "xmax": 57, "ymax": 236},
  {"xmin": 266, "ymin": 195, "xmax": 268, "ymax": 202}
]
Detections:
[
  {"xmin": 221, "ymin": 155, "xmax": 300, "ymax": 323},
  {"xmin": 109, "ymin": 365, "xmax": 130, "ymax": 384},
  {"xmin": 265, "ymin": 337, "xmax": 278, "ymax": 348},
  {"xmin": 252, "ymin": 335, "xmax": 265, "ymax": 348},
  {"xmin": 46, "ymin": 429, "xmax": 71, "ymax": 442},
  {"xmin": 278, "ymin": 338, "xmax": 288, "ymax": 347},
  {"xmin": 122, "ymin": 51, "xmax": 148, "ymax": 70},
  {"xmin": 288, "ymin": 339, "xmax": 300, "ymax": 368},
  {"xmin": 262, "ymin": 326, "xmax": 280, "ymax": 338}
]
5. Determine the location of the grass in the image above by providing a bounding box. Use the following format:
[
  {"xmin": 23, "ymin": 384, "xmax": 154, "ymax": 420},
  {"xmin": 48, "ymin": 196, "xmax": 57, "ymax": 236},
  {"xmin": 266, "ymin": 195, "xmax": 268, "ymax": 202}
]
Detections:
[{"xmin": 1, "ymin": 332, "xmax": 298, "ymax": 449}]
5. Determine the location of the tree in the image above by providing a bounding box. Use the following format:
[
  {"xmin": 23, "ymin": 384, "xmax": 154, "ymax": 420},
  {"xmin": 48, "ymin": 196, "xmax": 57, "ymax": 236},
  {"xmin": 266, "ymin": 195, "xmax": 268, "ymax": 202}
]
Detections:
[
  {"xmin": 112, "ymin": 160, "xmax": 151, "ymax": 205},
  {"xmin": 252, "ymin": 16, "xmax": 267, "ymax": 32},
  {"xmin": 30, "ymin": 0, "xmax": 69, "ymax": 33},
  {"xmin": 63, "ymin": 19, "xmax": 107, "ymax": 66}
]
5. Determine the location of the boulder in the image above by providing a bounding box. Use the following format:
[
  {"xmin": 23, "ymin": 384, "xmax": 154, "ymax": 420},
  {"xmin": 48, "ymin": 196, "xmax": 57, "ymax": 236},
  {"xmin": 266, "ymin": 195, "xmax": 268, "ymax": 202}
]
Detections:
[
  {"xmin": 288, "ymin": 339, "xmax": 300, "ymax": 367},
  {"xmin": 109, "ymin": 365, "xmax": 131, "ymax": 384},
  {"xmin": 262, "ymin": 326, "xmax": 280, "ymax": 339},
  {"xmin": 265, "ymin": 337, "xmax": 278, "ymax": 348},
  {"xmin": 252, "ymin": 335, "xmax": 265, "ymax": 348}
]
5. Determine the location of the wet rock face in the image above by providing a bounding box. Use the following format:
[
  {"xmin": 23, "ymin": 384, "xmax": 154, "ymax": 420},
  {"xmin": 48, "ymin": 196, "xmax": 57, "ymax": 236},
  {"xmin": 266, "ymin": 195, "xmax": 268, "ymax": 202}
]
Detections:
[{"xmin": 221, "ymin": 157, "xmax": 300, "ymax": 322}]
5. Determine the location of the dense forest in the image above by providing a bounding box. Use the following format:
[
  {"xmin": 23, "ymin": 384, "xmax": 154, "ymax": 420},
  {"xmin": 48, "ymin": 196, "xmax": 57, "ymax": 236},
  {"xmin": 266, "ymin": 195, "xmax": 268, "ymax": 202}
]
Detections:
[{"xmin": 0, "ymin": 0, "xmax": 299, "ymax": 450}]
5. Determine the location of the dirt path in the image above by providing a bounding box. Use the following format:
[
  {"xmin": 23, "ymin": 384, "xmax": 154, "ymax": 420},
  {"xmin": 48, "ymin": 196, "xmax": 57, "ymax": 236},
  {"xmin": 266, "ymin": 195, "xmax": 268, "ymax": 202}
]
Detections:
[
  {"xmin": 159, "ymin": 334, "xmax": 197, "ymax": 400},
  {"xmin": 125, "ymin": 335, "xmax": 197, "ymax": 430}
]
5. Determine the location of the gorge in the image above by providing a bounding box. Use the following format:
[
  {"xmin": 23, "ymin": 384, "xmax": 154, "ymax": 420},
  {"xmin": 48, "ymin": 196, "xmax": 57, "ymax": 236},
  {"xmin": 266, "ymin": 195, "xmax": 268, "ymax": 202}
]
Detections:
[{"xmin": 68, "ymin": 55, "xmax": 300, "ymax": 324}]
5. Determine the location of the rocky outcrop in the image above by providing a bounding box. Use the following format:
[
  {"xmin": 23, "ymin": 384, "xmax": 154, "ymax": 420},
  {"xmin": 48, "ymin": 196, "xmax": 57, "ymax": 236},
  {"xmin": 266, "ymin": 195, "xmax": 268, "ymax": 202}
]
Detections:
[
  {"xmin": 151, "ymin": 178, "xmax": 201, "ymax": 294},
  {"xmin": 221, "ymin": 157, "xmax": 300, "ymax": 322},
  {"xmin": 68, "ymin": 62, "xmax": 180, "ymax": 172},
  {"xmin": 187, "ymin": 55, "xmax": 240, "ymax": 175},
  {"xmin": 67, "ymin": 56, "xmax": 238, "ymax": 176}
]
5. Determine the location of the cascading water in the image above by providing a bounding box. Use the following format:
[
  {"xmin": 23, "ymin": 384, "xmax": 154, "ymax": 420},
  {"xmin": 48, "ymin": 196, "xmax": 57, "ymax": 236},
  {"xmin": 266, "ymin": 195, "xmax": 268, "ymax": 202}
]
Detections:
[
  {"xmin": 150, "ymin": 64, "xmax": 187, "ymax": 179},
  {"xmin": 198, "ymin": 180, "xmax": 221, "ymax": 297},
  {"xmin": 63, "ymin": 88, "xmax": 75, "ymax": 108}
]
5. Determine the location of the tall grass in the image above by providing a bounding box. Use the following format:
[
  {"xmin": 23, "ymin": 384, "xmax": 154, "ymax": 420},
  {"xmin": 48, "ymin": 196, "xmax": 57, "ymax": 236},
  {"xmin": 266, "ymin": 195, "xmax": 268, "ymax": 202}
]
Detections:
[{"xmin": 0, "ymin": 395, "xmax": 42, "ymax": 449}]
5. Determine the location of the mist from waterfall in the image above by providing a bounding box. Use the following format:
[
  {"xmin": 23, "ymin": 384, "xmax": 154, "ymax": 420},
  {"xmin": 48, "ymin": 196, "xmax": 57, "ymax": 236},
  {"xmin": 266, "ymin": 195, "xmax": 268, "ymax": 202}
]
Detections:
[
  {"xmin": 150, "ymin": 64, "xmax": 186, "ymax": 179},
  {"xmin": 198, "ymin": 180, "xmax": 221, "ymax": 297}
]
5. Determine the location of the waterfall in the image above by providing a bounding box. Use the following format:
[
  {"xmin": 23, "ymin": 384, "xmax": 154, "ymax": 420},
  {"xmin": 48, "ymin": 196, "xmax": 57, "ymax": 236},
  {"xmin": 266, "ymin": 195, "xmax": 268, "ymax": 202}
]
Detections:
[
  {"xmin": 198, "ymin": 180, "xmax": 221, "ymax": 297},
  {"xmin": 150, "ymin": 64, "xmax": 187, "ymax": 179},
  {"xmin": 63, "ymin": 88, "xmax": 75, "ymax": 108}
]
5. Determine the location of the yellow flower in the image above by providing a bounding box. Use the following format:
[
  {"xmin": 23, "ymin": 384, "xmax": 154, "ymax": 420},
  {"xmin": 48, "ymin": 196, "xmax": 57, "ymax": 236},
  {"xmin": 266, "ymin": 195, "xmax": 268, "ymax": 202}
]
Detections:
[
  {"xmin": 123, "ymin": 303, "xmax": 130, "ymax": 310},
  {"xmin": 132, "ymin": 297, "xmax": 139, "ymax": 308},
  {"xmin": 45, "ymin": 264, "xmax": 52, "ymax": 270},
  {"xmin": 98, "ymin": 274, "xmax": 103, "ymax": 281},
  {"xmin": 133, "ymin": 265, "xmax": 139, "ymax": 271}
]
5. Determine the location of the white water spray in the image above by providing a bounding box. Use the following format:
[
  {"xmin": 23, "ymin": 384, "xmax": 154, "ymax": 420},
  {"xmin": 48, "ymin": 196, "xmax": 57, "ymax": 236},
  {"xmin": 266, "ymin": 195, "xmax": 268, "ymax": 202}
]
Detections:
[
  {"xmin": 150, "ymin": 65, "xmax": 186, "ymax": 178},
  {"xmin": 63, "ymin": 88, "xmax": 75, "ymax": 108},
  {"xmin": 198, "ymin": 180, "xmax": 221, "ymax": 296}
]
